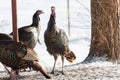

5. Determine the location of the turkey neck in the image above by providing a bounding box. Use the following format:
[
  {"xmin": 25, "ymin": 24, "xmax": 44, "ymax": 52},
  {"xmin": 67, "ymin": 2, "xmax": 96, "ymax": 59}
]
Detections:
[
  {"xmin": 31, "ymin": 13, "xmax": 40, "ymax": 28},
  {"xmin": 47, "ymin": 14, "xmax": 56, "ymax": 32}
]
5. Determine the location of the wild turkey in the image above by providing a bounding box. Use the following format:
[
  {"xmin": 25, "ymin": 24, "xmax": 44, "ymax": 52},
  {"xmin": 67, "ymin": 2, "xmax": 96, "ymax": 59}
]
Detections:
[
  {"xmin": 0, "ymin": 41, "xmax": 51, "ymax": 79},
  {"xmin": 44, "ymin": 6, "xmax": 76, "ymax": 74},
  {"xmin": 10, "ymin": 10, "xmax": 44, "ymax": 49}
]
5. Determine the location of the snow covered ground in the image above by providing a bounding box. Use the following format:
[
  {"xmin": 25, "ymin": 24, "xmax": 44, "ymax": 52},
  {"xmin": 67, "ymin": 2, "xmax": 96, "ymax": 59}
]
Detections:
[
  {"xmin": 0, "ymin": 60, "xmax": 120, "ymax": 80},
  {"xmin": 0, "ymin": 0, "xmax": 120, "ymax": 80}
]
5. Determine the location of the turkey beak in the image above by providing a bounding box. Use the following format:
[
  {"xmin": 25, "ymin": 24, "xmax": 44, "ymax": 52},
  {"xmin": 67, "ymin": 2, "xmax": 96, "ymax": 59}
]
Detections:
[
  {"xmin": 39, "ymin": 10, "xmax": 44, "ymax": 14},
  {"xmin": 41, "ymin": 11, "xmax": 44, "ymax": 14}
]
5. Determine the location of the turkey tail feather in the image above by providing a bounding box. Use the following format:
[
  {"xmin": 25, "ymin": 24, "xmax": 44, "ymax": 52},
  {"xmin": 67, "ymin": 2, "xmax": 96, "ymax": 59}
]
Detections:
[
  {"xmin": 65, "ymin": 51, "xmax": 76, "ymax": 63},
  {"xmin": 30, "ymin": 61, "xmax": 51, "ymax": 79}
]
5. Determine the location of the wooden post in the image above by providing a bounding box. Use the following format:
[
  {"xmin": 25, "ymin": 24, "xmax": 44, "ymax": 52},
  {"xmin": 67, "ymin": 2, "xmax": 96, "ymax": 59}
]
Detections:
[
  {"xmin": 67, "ymin": 0, "xmax": 70, "ymax": 36},
  {"xmin": 11, "ymin": 0, "xmax": 19, "ymax": 42}
]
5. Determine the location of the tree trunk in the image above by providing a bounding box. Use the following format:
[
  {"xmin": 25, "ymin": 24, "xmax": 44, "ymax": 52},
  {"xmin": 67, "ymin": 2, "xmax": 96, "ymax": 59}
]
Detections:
[{"xmin": 85, "ymin": 0, "xmax": 120, "ymax": 61}]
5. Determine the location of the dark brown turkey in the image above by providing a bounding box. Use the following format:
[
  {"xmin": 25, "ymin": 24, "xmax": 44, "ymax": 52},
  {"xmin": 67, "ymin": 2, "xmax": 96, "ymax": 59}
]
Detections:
[
  {"xmin": 10, "ymin": 10, "xmax": 44, "ymax": 49},
  {"xmin": 0, "ymin": 41, "xmax": 51, "ymax": 79},
  {"xmin": 44, "ymin": 6, "xmax": 76, "ymax": 74}
]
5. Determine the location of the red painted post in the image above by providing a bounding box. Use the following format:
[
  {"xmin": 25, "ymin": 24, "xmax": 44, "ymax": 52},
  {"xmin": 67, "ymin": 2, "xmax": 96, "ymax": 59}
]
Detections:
[{"xmin": 11, "ymin": 0, "xmax": 19, "ymax": 42}]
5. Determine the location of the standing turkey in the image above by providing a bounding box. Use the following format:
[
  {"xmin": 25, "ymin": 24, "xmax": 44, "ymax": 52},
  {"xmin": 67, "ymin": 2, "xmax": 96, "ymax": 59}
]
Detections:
[
  {"xmin": 0, "ymin": 41, "xmax": 51, "ymax": 79},
  {"xmin": 44, "ymin": 6, "xmax": 76, "ymax": 74},
  {"xmin": 10, "ymin": 10, "xmax": 44, "ymax": 49}
]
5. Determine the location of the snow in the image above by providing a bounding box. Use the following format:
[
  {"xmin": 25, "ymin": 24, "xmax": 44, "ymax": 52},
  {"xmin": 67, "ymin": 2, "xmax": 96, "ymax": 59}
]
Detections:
[
  {"xmin": 1, "ymin": 61, "xmax": 120, "ymax": 80},
  {"xmin": 0, "ymin": 0, "xmax": 120, "ymax": 80}
]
